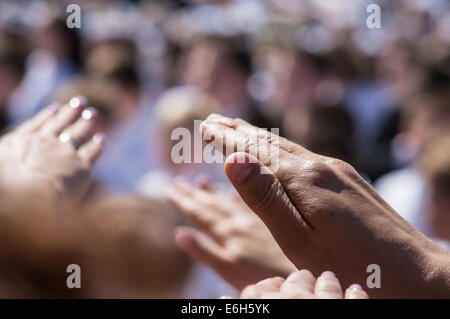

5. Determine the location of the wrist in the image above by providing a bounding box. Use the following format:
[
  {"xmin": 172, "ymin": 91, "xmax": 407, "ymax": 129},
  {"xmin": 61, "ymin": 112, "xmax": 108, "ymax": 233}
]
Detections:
[{"xmin": 422, "ymin": 243, "xmax": 450, "ymax": 298}]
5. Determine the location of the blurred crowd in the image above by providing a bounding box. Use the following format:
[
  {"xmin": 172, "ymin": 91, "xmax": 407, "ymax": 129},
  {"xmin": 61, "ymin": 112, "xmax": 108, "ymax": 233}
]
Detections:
[{"xmin": 0, "ymin": 0, "xmax": 449, "ymax": 298}]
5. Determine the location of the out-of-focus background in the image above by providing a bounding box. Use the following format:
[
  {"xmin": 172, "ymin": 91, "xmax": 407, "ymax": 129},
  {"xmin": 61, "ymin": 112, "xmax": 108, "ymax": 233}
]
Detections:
[{"xmin": 0, "ymin": 0, "xmax": 449, "ymax": 297}]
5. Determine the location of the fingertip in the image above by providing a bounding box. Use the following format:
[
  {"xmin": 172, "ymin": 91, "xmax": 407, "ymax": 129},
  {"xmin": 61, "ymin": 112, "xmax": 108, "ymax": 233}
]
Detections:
[
  {"xmin": 174, "ymin": 176, "xmax": 192, "ymax": 192},
  {"xmin": 69, "ymin": 95, "xmax": 87, "ymax": 109},
  {"xmin": 78, "ymin": 132, "xmax": 106, "ymax": 166},
  {"xmin": 92, "ymin": 132, "xmax": 106, "ymax": 145},
  {"xmin": 287, "ymin": 269, "xmax": 314, "ymax": 281},
  {"xmin": 81, "ymin": 107, "xmax": 98, "ymax": 121},
  {"xmin": 345, "ymin": 284, "xmax": 369, "ymax": 299},
  {"xmin": 196, "ymin": 174, "xmax": 214, "ymax": 191},
  {"xmin": 174, "ymin": 227, "xmax": 196, "ymax": 251},
  {"xmin": 46, "ymin": 102, "xmax": 61, "ymax": 114}
]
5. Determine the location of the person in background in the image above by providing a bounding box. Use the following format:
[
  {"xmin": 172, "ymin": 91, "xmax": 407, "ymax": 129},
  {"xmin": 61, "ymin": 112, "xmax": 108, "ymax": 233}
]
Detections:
[
  {"xmin": 137, "ymin": 85, "xmax": 224, "ymax": 198},
  {"xmin": 179, "ymin": 36, "xmax": 272, "ymax": 129},
  {"xmin": 7, "ymin": 19, "xmax": 81, "ymax": 124},
  {"xmin": 0, "ymin": 30, "xmax": 27, "ymax": 132},
  {"xmin": 375, "ymin": 85, "xmax": 450, "ymax": 235},
  {"xmin": 419, "ymin": 134, "xmax": 450, "ymax": 249},
  {"xmin": 80, "ymin": 38, "xmax": 153, "ymax": 192},
  {"xmin": 282, "ymin": 103, "xmax": 355, "ymax": 166}
]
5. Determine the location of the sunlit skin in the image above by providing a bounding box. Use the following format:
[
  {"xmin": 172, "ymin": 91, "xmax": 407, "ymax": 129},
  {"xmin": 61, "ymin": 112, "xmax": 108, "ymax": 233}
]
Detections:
[
  {"xmin": 200, "ymin": 113, "xmax": 450, "ymax": 298},
  {"xmin": 0, "ymin": 97, "xmax": 105, "ymax": 210},
  {"xmin": 238, "ymin": 270, "xmax": 369, "ymax": 299},
  {"xmin": 167, "ymin": 176, "xmax": 296, "ymax": 290}
]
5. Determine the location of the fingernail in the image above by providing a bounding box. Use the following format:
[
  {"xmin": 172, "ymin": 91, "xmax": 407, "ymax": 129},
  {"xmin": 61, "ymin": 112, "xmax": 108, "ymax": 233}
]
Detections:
[
  {"xmin": 70, "ymin": 96, "xmax": 87, "ymax": 109},
  {"xmin": 92, "ymin": 133, "xmax": 106, "ymax": 144},
  {"xmin": 349, "ymin": 284, "xmax": 363, "ymax": 291},
  {"xmin": 82, "ymin": 107, "xmax": 97, "ymax": 120},
  {"xmin": 321, "ymin": 271, "xmax": 336, "ymax": 277},
  {"xmin": 227, "ymin": 160, "xmax": 255, "ymax": 184},
  {"xmin": 274, "ymin": 276, "xmax": 285, "ymax": 281},
  {"xmin": 298, "ymin": 269, "xmax": 314, "ymax": 276}
]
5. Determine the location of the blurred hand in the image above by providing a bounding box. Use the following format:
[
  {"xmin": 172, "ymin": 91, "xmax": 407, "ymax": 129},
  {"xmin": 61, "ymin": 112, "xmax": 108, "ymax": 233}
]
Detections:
[
  {"xmin": 201, "ymin": 114, "xmax": 450, "ymax": 298},
  {"xmin": 0, "ymin": 97, "xmax": 105, "ymax": 210},
  {"xmin": 239, "ymin": 270, "xmax": 369, "ymax": 299},
  {"xmin": 167, "ymin": 176, "xmax": 296, "ymax": 290}
]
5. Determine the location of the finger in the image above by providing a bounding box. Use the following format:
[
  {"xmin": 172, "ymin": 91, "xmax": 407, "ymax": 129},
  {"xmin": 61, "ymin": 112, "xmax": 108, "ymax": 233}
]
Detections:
[
  {"xmin": 280, "ymin": 270, "xmax": 316, "ymax": 296},
  {"xmin": 60, "ymin": 107, "xmax": 98, "ymax": 147},
  {"xmin": 345, "ymin": 284, "xmax": 369, "ymax": 299},
  {"xmin": 200, "ymin": 114, "xmax": 307, "ymax": 173},
  {"xmin": 203, "ymin": 114, "xmax": 319, "ymax": 228},
  {"xmin": 201, "ymin": 113, "xmax": 304, "ymax": 155},
  {"xmin": 174, "ymin": 227, "xmax": 230, "ymax": 271},
  {"xmin": 314, "ymin": 271, "xmax": 344, "ymax": 299},
  {"xmin": 77, "ymin": 133, "xmax": 105, "ymax": 166},
  {"xmin": 172, "ymin": 177, "xmax": 200, "ymax": 197},
  {"xmin": 240, "ymin": 284, "xmax": 260, "ymax": 299},
  {"xmin": 224, "ymin": 153, "xmax": 312, "ymax": 259},
  {"xmin": 41, "ymin": 96, "xmax": 87, "ymax": 135},
  {"xmin": 167, "ymin": 188, "xmax": 222, "ymax": 232},
  {"xmin": 228, "ymin": 188, "xmax": 242, "ymax": 202},
  {"xmin": 196, "ymin": 174, "xmax": 216, "ymax": 192},
  {"xmin": 240, "ymin": 277, "xmax": 285, "ymax": 299},
  {"xmin": 255, "ymin": 277, "xmax": 285, "ymax": 292},
  {"xmin": 16, "ymin": 103, "xmax": 60, "ymax": 133},
  {"xmin": 173, "ymin": 178, "xmax": 227, "ymax": 218}
]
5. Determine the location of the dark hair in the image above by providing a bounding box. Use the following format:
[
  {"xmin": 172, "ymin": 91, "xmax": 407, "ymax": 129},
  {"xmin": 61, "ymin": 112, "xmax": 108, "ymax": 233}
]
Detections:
[
  {"xmin": 46, "ymin": 19, "xmax": 82, "ymax": 69},
  {"xmin": 0, "ymin": 31, "xmax": 28, "ymax": 78}
]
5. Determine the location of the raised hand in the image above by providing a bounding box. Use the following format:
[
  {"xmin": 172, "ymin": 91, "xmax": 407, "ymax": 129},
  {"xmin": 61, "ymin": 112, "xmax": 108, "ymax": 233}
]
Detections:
[
  {"xmin": 200, "ymin": 114, "xmax": 450, "ymax": 298},
  {"xmin": 240, "ymin": 270, "xmax": 369, "ymax": 299},
  {"xmin": 0, "ymin": 96, "xmax": 105, "ymax": 211},
  {"xmin": 167, "ymin": 176, "xmax": 296, "ymax": 290}
]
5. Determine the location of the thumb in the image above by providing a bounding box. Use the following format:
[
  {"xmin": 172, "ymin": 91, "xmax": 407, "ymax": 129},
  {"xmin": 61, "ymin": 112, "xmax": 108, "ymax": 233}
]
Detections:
[{"xmin": 224, "ymin": 152, "xmax": 310, "ymax": 251}]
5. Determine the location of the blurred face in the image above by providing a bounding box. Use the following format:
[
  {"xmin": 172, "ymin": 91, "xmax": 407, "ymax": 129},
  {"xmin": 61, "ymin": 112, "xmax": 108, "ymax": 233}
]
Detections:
[
  {"xmin": 33, "ymin": 24, "xmax": 67, "ymax": 58},
  {"xmin": 183, "ymin": 43, "xmax": 218, "ymax": 90},
  {"xmin": 251, "ymin": 46, "xmax": 317, "ymax": 116},
  {"xmin": 411, "ymin": 112, "xmax": 450, "ymax": 151},
  {"xmin": 254, "ymin": 47, "xmax": 296, "ymax": 107}
]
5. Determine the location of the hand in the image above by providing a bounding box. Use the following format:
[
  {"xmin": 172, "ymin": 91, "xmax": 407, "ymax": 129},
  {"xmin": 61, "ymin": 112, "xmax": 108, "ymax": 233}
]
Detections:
[
  {"xmin": 201, "ymin": 114, "xmax": 450, "ymax": 298},
  {"xmin": 0, "ymin": 97, "xmax": 105, "ymax": 211},
  {"xmin": 240, "ymin": 269, "xmax": 369, "ymax": 299},
  {"xmin": 167, "ymin": 176, "xmax": 296, "ymax": 290}
]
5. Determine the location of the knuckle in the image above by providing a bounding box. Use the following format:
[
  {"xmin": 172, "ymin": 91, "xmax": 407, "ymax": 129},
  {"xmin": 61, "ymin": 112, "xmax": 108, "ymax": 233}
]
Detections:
[
  {"xmin": 303, "ymin": 158, "xmax": 335, "ymax": 185},
  {"xmin": 302, "ymin": 156, "xmax": 357, "ymax": 186},
  {"xmin": 325, "ymin": 158, "xmax": 355, "ymax": 175}
]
